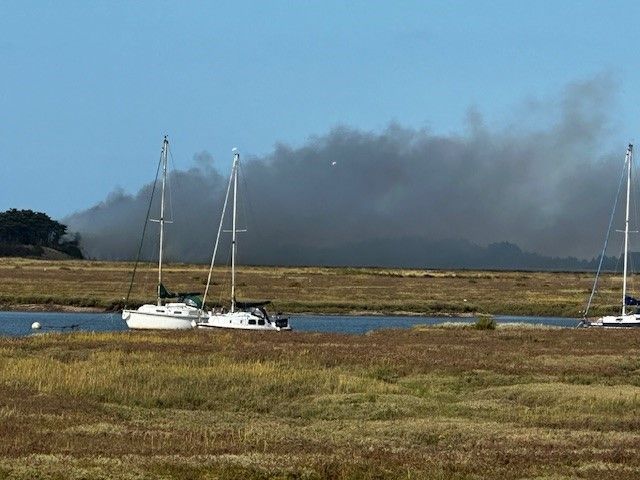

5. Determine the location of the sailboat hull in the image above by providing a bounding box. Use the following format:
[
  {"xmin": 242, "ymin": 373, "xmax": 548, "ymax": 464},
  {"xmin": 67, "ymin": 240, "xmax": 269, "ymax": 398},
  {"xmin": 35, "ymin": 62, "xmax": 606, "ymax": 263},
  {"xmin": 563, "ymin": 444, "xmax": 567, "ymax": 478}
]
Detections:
[
  {"xmin": 197, "ymin": 311, "xmax": 291, "ymax": 331},
  {"xmin": 123, "ymin": 303, "xmax": 200, "ymax": 330},
  {"xmin": 587, "ymin": 314, "xmax": 640, "ymax": 328}
]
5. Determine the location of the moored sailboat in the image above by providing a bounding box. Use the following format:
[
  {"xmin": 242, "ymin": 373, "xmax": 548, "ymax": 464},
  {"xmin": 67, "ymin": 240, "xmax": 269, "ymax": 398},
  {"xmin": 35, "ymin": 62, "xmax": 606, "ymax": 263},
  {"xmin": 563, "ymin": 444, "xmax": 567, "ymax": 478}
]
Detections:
[
  {"xmin": 122, "ymin": 136, "xmax": 202, "ymax": 330},
  {"xmin": 196, "ymin": 149, "xmax": 290, "ymax": 331},
  {"xmin": 583, "ymin": 144, "xmax": 640, "ymax": 328}
]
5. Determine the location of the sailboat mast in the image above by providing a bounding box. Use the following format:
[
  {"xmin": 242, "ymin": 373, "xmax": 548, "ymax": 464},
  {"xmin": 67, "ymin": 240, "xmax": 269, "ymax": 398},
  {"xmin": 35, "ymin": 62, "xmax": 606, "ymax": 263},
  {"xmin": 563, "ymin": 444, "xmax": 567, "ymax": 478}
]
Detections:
[
  {"xmin": 157, "ymin": 136, "xmax": 168, "ymax": 306},
  {"xmin": 230, "ymin": 151, "xmax": 239, "ymax": 313},
  {"xmin": 622, "ymin": 144, "xmax": 633, "ymax": 316}
]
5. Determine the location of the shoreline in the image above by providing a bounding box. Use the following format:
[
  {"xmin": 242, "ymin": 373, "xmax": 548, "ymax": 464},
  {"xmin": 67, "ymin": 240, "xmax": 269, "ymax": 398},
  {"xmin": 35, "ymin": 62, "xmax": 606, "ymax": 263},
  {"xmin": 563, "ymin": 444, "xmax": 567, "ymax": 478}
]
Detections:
[{"xmin": 0, "ymin": 304, "xmax": 106, "ymax": 313}]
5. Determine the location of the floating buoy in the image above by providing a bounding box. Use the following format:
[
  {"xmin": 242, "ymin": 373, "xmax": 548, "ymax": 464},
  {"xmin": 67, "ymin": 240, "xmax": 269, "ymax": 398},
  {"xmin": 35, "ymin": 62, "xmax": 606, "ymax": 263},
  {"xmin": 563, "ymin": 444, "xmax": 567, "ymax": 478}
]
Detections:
[{"xmin": 31, "ymin": 322, "xmax": 41, "ymax": 330}]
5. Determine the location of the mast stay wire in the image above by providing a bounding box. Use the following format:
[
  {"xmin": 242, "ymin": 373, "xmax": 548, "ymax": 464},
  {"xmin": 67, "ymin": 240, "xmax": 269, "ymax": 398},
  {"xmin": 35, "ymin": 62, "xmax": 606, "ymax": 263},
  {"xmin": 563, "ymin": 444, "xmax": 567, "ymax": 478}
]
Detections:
[
  {"xmin": 166, "ymin": 139, "xmax": 176, "ymax": 226},
  {"xmin": 201, "ymin": 161, "xmax": 235, "ymax": 312},
  {"xmin": 124, "ymin": 150, "xmax": 164, "ymax": 308},
  {"xmin": 583, "ymin": 156, "xmax": 627, "ymax": 318},
  {"xmin": 630, "ymin": 153, "xmax": 640, "ymax": 297}
]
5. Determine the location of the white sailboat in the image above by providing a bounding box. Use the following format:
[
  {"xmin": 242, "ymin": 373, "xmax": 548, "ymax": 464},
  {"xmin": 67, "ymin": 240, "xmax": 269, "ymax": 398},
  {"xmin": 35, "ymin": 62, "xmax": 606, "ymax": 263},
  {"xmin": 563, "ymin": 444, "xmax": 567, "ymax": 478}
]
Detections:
[
  {"xmin": 196, "ymin": 149, "xmax": 291, "ymax": 331},
  {"xmin": 584, "ymin": 144, "xmax": 640, "ymax": 328},
  {"xmin": 122, "ymin": 136, "xmax": 201, "ymax": 330}
]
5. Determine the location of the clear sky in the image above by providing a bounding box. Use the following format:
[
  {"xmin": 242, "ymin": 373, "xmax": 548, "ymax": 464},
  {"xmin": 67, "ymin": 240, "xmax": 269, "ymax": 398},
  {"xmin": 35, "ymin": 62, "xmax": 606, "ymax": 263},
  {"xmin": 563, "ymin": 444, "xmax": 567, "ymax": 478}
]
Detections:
[{"xmin": 1, "ymin": 1, "xmax": 639, "ymax": 219}]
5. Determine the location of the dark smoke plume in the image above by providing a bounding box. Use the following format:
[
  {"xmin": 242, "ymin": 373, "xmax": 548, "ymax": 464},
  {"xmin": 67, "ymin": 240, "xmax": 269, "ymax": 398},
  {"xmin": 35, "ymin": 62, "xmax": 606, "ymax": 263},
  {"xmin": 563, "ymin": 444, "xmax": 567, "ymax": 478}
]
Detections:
[{"xmin": 65, "ymin": 76, "xmax": 629, "ymax": 268}]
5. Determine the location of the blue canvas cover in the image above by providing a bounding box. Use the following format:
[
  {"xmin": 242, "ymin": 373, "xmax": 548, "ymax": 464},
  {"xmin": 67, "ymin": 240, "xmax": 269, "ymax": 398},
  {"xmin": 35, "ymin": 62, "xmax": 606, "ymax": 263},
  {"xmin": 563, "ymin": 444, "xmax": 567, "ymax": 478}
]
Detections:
[{"xmin": 625, "ymin": 295, "xmax": 640, "ymax": 305}]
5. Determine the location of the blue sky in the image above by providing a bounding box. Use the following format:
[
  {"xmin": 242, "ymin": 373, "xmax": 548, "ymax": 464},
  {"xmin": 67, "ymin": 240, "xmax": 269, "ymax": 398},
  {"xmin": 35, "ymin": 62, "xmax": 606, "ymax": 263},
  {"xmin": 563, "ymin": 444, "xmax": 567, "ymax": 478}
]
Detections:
[{"xmin": 1, "ymin": 1, "xmax": 639, "ymax": 219}]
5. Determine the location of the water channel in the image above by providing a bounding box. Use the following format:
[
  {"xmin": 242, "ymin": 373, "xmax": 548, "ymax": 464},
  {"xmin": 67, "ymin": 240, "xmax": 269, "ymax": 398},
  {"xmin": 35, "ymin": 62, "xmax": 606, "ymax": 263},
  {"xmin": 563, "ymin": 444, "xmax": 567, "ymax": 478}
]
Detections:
[{"xmin": 0, "ymin": 311, "xmax": 579, "ymax": 337}]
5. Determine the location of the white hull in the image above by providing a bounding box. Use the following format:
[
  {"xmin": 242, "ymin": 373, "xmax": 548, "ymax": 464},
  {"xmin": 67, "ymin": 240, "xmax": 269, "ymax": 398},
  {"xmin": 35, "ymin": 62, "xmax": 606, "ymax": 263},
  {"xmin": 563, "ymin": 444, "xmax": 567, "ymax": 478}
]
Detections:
[
  {"xmin": 197, "ymin": 311, "xmax": 290, "ymax": 331},
  {"xmin": 587, "ymin": 313, "xmax": 640, "ymax": 328},
  {"xmin": 123, "ymin": 303, "xmax": 201, "ymax": 330}
]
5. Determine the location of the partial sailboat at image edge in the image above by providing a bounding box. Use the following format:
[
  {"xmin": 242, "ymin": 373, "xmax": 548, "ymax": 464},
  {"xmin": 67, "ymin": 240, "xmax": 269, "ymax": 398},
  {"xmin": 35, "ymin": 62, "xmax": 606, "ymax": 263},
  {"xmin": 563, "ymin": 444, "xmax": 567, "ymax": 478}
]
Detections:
[
  {"xmin": 122, "ymin": 136, "xmax": 202, "ymax": 330},
  {"xmin": 583, "ymin": 144, "xmax": 640, "ymax": 328},
  {"xmin": 197, "ymin": 149, "xmax": 291, "ymax": 331}
]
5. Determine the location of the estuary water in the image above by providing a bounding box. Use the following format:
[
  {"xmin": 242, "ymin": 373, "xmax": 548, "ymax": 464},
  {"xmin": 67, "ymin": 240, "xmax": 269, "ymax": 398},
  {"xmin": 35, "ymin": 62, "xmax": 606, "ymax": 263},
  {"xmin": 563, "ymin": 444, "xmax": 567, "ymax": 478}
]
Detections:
[{"xmin": 0, "ymin": 311, "xmax": 580, "ymax": 337}]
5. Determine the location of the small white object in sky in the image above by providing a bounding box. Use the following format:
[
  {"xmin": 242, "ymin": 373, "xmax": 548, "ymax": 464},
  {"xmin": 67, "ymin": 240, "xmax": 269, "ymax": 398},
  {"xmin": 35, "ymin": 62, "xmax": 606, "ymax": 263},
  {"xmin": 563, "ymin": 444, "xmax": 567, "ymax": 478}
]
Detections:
[{"xmin": 331, "ymin": 161, "xmax": 337, "ymax": 166}]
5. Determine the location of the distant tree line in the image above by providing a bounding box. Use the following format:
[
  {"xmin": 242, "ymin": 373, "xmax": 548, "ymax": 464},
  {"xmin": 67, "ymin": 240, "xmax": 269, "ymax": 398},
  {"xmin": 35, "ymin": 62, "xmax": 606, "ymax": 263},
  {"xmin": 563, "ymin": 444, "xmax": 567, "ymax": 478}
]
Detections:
[
  {"xmin": 0, "ymin": 209, "xmax": 82, "ymax": 258},
  {"xmin": 244, "ymin": 237, "xmax": 624, "ymax": 272}
]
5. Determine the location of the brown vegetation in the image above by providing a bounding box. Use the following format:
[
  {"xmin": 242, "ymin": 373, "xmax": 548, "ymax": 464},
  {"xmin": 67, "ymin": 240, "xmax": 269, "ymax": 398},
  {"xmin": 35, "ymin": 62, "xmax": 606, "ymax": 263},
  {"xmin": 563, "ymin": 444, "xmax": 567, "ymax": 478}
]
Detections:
[
  {"xmin": 0, "ymin": 257, "xmax": 632, "ymax": 317},
  {"xmin": 1, "ymin": 327, "xmax": 640, "ymax": 478}
]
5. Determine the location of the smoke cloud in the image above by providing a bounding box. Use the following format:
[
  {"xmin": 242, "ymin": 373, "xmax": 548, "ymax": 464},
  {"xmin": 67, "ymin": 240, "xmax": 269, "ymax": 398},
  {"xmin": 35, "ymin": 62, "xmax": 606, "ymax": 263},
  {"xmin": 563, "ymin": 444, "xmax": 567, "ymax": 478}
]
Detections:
[{"xmin": 65, "ymin": 76, "xmax": 628, "ymax": 267}]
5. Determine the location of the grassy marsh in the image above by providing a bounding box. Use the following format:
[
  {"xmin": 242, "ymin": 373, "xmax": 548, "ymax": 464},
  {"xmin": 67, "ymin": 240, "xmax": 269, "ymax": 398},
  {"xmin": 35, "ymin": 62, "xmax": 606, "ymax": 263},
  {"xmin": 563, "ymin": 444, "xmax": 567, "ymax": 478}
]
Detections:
[
  {"xmin": 0, "ymin": 257, "xmax": 633, "ymax": 316},
  {"xmin": 1, "ymin": 327, "xmax": 640, "ymax": 478}
]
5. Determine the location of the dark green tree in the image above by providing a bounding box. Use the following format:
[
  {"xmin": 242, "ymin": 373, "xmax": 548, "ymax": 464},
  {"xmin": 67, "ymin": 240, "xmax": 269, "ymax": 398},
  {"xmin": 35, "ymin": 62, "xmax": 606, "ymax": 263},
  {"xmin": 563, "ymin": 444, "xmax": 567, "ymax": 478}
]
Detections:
[{"xmin": 0, "ymin": 209, "xmax": 82, "ymax": 258}]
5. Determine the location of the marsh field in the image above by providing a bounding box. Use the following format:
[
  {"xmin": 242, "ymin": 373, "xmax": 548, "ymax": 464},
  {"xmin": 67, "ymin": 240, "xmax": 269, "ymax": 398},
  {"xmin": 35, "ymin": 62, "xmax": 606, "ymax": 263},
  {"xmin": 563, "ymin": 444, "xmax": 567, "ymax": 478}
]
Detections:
[
  {"xmin": 0, "ymin": 257, "xmax": 635, "ymax": 317},
  {"xmin": 2, "ymin": 258, "xmax": 640, "ymax": 478},
  {"xmin": 2, "ymin": 327, "xmax": 640, "ymax": 479}
]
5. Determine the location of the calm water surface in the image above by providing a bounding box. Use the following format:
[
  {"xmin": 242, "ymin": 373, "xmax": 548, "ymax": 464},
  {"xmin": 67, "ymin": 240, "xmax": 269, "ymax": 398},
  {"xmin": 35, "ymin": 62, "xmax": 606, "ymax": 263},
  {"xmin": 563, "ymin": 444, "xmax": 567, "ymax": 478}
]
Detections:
[{"xmin": 0, "ymin": 311, "xmax": 580, "ymax": 337}]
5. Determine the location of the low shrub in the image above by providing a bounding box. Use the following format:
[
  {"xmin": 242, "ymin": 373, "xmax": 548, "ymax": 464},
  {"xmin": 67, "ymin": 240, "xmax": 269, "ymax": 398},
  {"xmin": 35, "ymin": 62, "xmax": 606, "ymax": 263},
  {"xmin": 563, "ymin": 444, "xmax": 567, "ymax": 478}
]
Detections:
[{"xmin": 474, "ymin": 314, "xmax": 496, "ymax": 330}]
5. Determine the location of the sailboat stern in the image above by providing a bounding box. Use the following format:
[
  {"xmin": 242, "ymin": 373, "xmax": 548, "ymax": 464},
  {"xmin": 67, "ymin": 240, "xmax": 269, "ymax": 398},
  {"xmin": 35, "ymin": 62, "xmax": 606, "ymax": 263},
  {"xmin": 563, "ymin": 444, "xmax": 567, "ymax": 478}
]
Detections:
[{"xmin": 273, "ymin": 315, "xmax": 291, "ymax": 331}]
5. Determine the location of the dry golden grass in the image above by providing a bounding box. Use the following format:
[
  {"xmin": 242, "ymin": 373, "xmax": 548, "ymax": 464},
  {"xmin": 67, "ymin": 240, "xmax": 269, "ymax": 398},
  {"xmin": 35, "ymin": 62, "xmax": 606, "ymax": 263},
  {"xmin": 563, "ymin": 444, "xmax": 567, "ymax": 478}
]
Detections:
[
  {"xmin": 0, "ymin": 257, "xmax": 633, "ymax": 316},
  {"xmin": 1, "ymin": 328, "xmax": 640, "ymax": 478}
]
